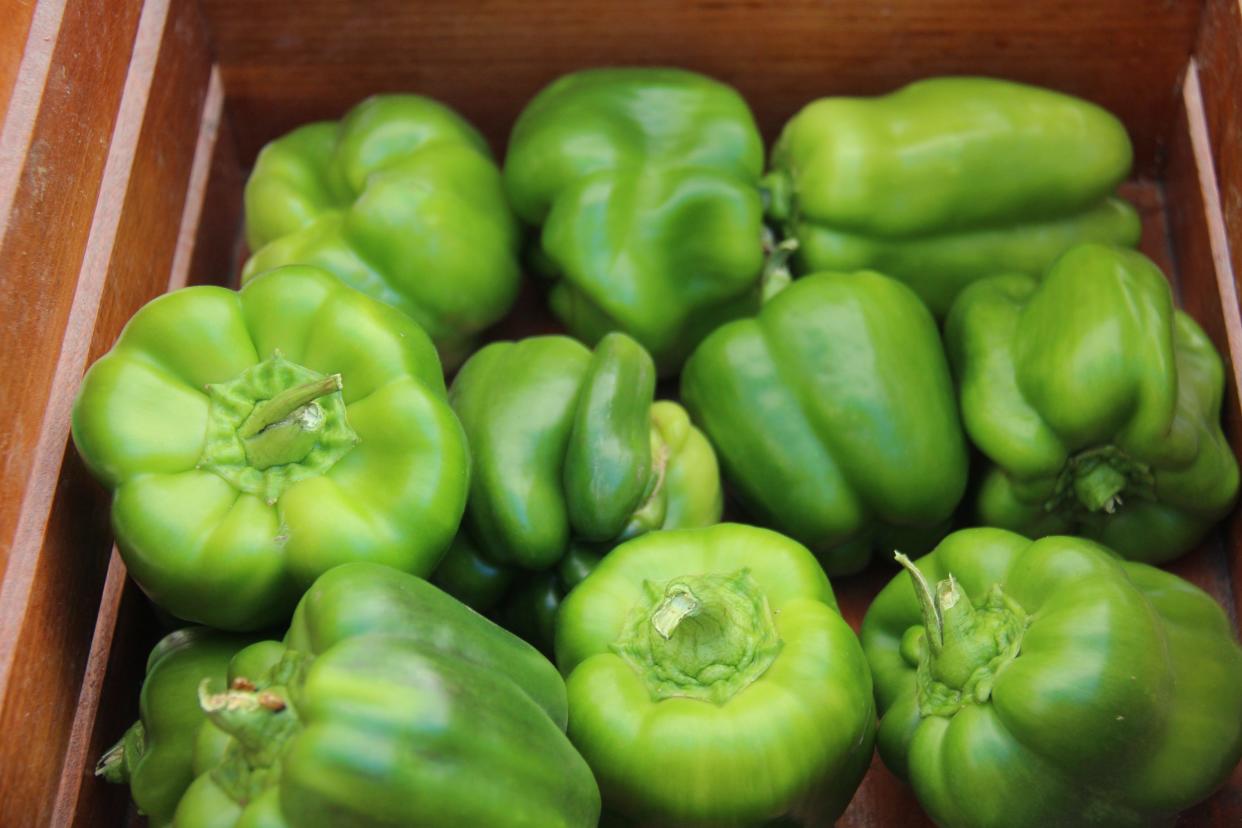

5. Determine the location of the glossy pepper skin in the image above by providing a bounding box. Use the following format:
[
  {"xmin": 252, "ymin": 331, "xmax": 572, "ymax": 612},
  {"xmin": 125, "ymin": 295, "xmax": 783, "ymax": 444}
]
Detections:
[
  {"xmin": 765, "ymin": 77, "xmax": 1140, "ymax": 317},
  {"xmin": 861, "ymin": 528, "xmax": 1242, "ymax": 827},
  {"xmin": 95, "ymin": 629, "xmax": 262, "ymax": 828},
  {"xmin": 446, "ymin": 332, "xmax": 723, "ymax": 573},
  {"xmin": 498, "ymin": 543, "xmax": 606, "ymax": 656},
  {"xmin": 557, "ymin": 523, "xmax": 875, "ymax": 826},
  {"xmin": 945, "ymin": 244, "xmax": 1239, "ymax": 563},
  {"xmin": 682, "ymin": 271, "xmax": 968, "ymax": 575},
  {"xmin": 504, "ymin": 68, "xmax": 767, "ymax": 373},
  {"xmin": 172, "ymin": 563, "xmax": 599, "ymax": 828},
  {"xmin": 243, "ymin": 94, "xmax": 521, "ymax": 366},
  {"xmin": 71, "ymin": 266, "xmax": 469, "ymax": 629}
]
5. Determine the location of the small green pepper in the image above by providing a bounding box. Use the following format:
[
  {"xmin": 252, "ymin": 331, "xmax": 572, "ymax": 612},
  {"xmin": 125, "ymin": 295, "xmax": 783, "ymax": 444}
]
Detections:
[
  {"xmin": 448, "ymin": 333, "xmax": 722, "ymax": 571},
  {"xmin": 96, "ymin": 629, "xmax": 258, "ymax": 828}
]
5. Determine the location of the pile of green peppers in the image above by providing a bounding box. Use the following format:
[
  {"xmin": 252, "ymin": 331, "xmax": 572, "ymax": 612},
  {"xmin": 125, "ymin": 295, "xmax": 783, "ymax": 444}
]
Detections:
[{"xmin": 77, "ymin": 68, "xmax": 1242, "ymax": 828}]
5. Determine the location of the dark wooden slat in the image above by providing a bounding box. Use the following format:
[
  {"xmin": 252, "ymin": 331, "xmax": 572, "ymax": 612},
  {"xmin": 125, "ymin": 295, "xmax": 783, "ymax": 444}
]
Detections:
[
  {"xmin": 183, "ymin": 67, "xmax": 246, "ymax": 289},
  {"xmin": 1165, "ymin": 61, "xmax": 1242, "ymax": 626},
  {"xmin": 1192, "ymin": 0, "xmax": 1242, "ymax": 292},
  {"xmin": 198, "ymin": 0, "xmax": 1201, "ymax": 173}
]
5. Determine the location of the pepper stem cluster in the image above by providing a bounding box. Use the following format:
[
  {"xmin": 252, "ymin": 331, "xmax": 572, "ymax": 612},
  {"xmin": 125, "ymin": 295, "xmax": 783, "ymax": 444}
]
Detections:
[
  {"xmin": 895, "ymin": 552, "xmax": 1026, "ymax": 717},
  {"xmin": 1047, "ymin": 445, "xmax": 1156, "ymax": 518},
  {"xmin": 613, "ymin": 569, "xmax": 782, "ymax": 705},
  {"xmin": 200, "ymin": 353, "xmax": 358, "ymax": 503},
  {"xmin": 198, "ymin": 679, "xmax": 300, "ymax": 805},
  {"xmin": 240, "ymin": 373, "xmax": 342, "ymax": 470}
]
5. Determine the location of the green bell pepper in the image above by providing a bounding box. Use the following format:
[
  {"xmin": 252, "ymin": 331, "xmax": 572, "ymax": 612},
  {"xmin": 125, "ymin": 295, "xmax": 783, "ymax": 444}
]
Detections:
[
  {"xmin": 765, "ymin": 77, "xmax": 1140, "ymax": 317},
  {"xmin": 71, "ymin": 265, "xmax": 470, "ymax": 630},
  {"xmin": 447, "ymin": 332, "xmax": 722, "ymax": 572},
  {"xmin": 430, "ymin": 532, "xmax": 517, "ymax": 614},
  {"xmin": 682, "ymin": 270, "xmax": 968, "ymax": 575},
  {"xmin": 504, "ymin": 68, "xmax": 767, "ymax": 373},
  {"xmin": 556, "ymin": 523, "xmax": 876, "ymax": 826},
  {"xmin": 171, "ymin": 562, "xmax": 598, "ymax": 827},
  {"xmin": 498, "ymin": 543, "xmax": 606, "ymax": 655},
  {"xmin": 861, "ymin": 528, "xmax": 1242, "ymax": 827},
  {"xmin": 243, "ymin": 94, "xmax": 521, "ymax": 366},
  {"xmin": 944, "ymin": 243, "xmax": 1239, "ymax": 562},
  {"xmin": 96, "ymin": 629, "xmax": 261, "ymax": 827}
]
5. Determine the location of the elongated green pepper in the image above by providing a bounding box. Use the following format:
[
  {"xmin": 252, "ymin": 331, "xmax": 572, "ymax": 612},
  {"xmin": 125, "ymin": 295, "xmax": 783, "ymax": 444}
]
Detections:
[
  {"xmin": 504, "ymin": 68, "xmax": 767, "ymax": 373},
  {"xmin": 945, "ymin": 244, "xmax": 1239, "ymax": 562},
  {"xmin": 765, "ymin": 77, "xmax": 1140, "ymax": 316},
  {"xmin": 861, "ymin": 528, "xmax": 1242, "ymax": 827},
  {"xmin": 243, "ymin": 94, "xmax": 521, "ymax": 365},
  {"xmin": 170, "ymin": 563, "xmax": 598, "ymax": 827}
]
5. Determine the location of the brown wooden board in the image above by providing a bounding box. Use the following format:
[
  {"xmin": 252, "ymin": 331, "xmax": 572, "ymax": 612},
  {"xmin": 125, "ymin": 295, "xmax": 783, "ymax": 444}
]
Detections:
[
  {"xmin": 0, "ymin": 0, "xmax": 143, "ymax": 579},
  {"xmin": 0, "ymin": 0, "xmax": 217, "ymax": 821},
  {"xmin": 0, "ymin": 0, "xmax": 39, "ymax": 132},
  {"xmin": 199, "ymin": 0, "xmax": 1202, "ymax": 174},
  {"xmin": 1192, "ymin": 0, "xmax": 1242, "ymax": 292}
]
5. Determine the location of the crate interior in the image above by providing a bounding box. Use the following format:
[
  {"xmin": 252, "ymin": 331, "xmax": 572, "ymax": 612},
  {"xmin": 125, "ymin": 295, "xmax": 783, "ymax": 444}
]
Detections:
[{"xmin": 6, "ymin": 1, "xmax": 1238, "ymax": 825}]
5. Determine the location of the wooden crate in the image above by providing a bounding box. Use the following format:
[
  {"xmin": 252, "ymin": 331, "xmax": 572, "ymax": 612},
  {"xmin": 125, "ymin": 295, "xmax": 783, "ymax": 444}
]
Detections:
[{"xmin": 1, "ymin": 0, "xmax": 1239, "ymax": 824}]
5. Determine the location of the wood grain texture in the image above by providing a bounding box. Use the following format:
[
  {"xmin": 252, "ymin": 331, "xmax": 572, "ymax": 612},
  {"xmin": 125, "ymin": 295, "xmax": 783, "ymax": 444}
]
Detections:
[
  {"xmin": 199, "ymin": 0, "xmax": 1201, "ymax": 173},
  {"xmin": 0, "ymin": 0, "xmax": 38, "ymax": 131},
  {"xmin": 0, "ymin": 0, "xmax": 217, "ymax": 821},
  {"xmin": 56, "ymin": 553, "xmax": 154, "ymax": 828},
  {"xmin": 1166, "ymin": 62, "xmax": 1242, "ymax": 630},
  {"xmin": 183, "ymin": 67, "xmax": 247, "ymax": 289},
  {"xmin": 0, "ymin": 0, "xmax": 142, "ymax": 577},
  {"xmin": 1192, "ymin": 0, "xmax": 1242, "ymax": 289}
]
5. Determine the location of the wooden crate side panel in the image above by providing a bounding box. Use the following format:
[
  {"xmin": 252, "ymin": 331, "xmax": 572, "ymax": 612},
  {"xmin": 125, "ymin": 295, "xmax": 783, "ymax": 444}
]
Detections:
[
  {"xmin": 1166, "ymin": 62, "xmax": 1242, "ymax": 624},
  {"xmin": 185, "ymin": 67, "xmax": 246, "ymax": 287},
  {"xmin": 1193, "ymin": 0, "xmax": 1242, "ymax": 290},
  {"xmin": 0, "ymin": 0, "xmax": 38, "ymax": 134},
  {"xmin": 0, "ymin": 0, "xmax": 143, "ymax": 575},
  {"xmin": 1161, "ymin": 60, "xmax": 1242, "ymax": 825},
  {"xmin": 0, "ymin": 0, "xmax": 218, "ymax": 821},
  {"xmin": 199, "ymin": 0, "xmax": 1202, "ymax": 174}
]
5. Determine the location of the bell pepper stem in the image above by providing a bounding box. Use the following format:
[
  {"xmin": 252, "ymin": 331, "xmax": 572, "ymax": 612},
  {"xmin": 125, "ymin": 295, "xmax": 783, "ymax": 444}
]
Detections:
[
  {"xmin": 238, "ymin": 374, "xmax": 343, "ymax": 439},
  {"xmin": 651, "ymin": 586, "xmax": 701, "ymax": 640},
  {"xmin": 937, "ymin": 575, "xmax": 976, "ymax": 640},
  {"xmin": 760, "ymin": 236, "xmax": 799, "ymax": 302},
  {"xmin": 199, "ymin": 681, "xmax": 291, "ymax": 755},
  {"xmin": 1074, "ymin": 461, "xmax": 1127, "ymax": 514},
  {"xmin": 895, "ymin": 551, "xmax": 943, "ymax": 654},
  {"xmin": 95, "ymin": 721, "xmax": 143, "ymax": 783},
  {"xmin": 238, "ymin": 374, "xmax": 343, "ymax": 470}
]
